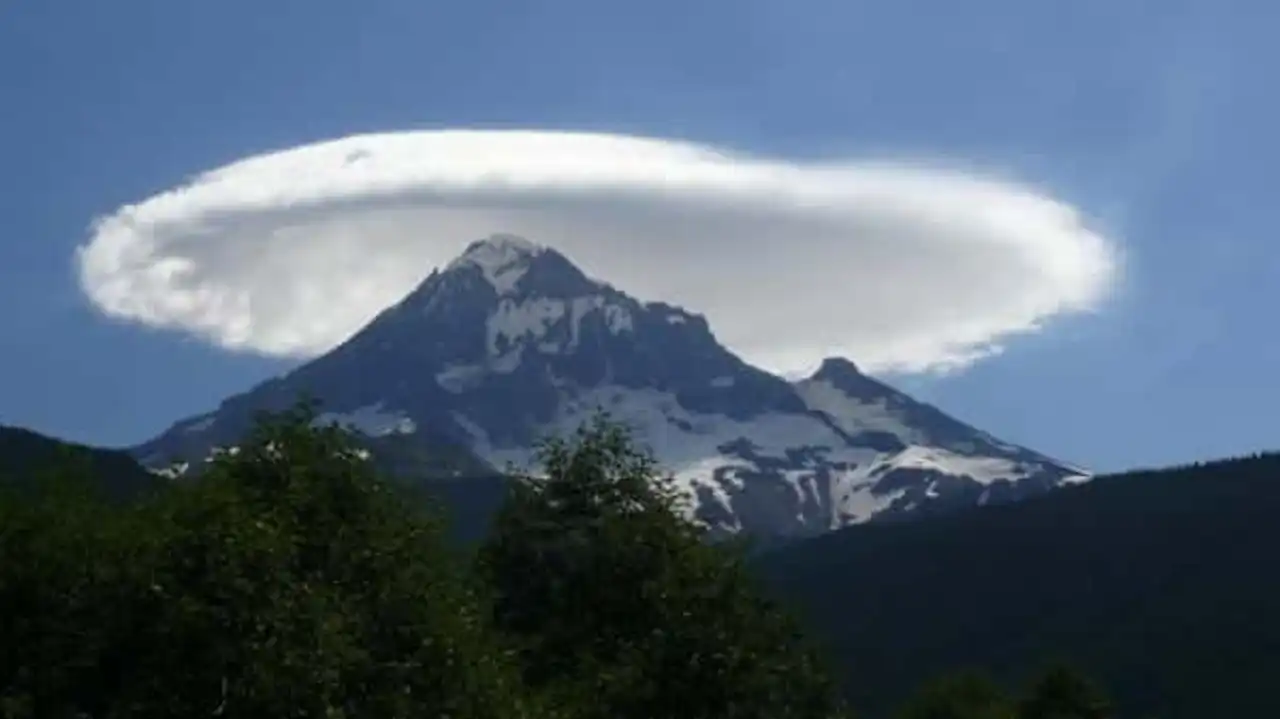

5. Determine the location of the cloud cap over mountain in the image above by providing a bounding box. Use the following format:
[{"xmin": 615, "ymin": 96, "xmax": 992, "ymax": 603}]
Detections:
[{"xmin": 76, "ymin": 129, "xmax": 1119, "ymax": 375}]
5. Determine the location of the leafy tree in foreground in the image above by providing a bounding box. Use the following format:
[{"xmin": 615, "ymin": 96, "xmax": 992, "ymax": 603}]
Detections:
[
  {"xmin": 478, "ymin": 413, "xmax": 851, "ymax": 719},
  {"xmin": 1, "ymin": 403, "xmax": 548, "ymax": 719}
]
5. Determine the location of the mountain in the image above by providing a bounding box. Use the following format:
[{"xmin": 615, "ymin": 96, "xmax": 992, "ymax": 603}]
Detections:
[
  {"xmin": 0, "ymin": 425, "xmax": 162, "ymax": 501},
  {"xmin": 753, "ymin": 453, "xmax": 1280, "ymax": 719},
  {"xmin": 133, "ymin": 233, "xmax": 1087, "ymax": 540}
]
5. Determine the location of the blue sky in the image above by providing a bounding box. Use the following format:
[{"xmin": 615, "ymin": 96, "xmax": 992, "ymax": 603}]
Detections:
[{"xmin": 1, "ymin": 0, "xmax": 1276, "ymax": 472}]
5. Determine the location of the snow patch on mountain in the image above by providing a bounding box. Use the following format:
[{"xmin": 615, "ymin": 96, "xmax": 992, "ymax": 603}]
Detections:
[
  {"xmin": 486, "ymin": 295, "xmax": 634, "ymax": 358},
  {"xmin": 840, "ymin": 486, "xmax": 910, "ymax": 524},
  {"xmin": 181, "ymin": 414, "xmax": 217, "ymax": 434},
  {"xmin": 488, "ymin": 298, "xmax": 567, "ymax": 353},
  {"xmin": 795, "ymin": 377, "xmax": 922, "ymax": 442},
  {"xmin": 314, "ymin": 403, "xmax": 416, "ymax": 436},
  {"xmin": 436, "ymin": 364, "xmax": 485, "ymax": 393},
  {"xmin": 881, "ymin": 445, "xmax": 1025, "ymax": 485},
  {"xmin": 451, "ymin": 412, "xmax": 496, "ymax": 451}
]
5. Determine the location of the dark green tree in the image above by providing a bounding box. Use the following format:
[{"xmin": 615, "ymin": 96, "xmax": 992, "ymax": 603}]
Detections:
[
  {"xmin": 0, "ymin": 465, "xmax": 136, "ymax": 719},
  {"xmin": 1017, "ymin": 664, "xmax": 1113, "ymax": 719},
  {"xmin": 895, "ymin": 670, "xmax": 1015, "ymax": 719},
  {"xmin": 478, "ymin": 412, "xmax": 851, "ymax": 719},
  {"xmin": 1, "ymin": 403, "xmax": 550, "ymax": 719}
]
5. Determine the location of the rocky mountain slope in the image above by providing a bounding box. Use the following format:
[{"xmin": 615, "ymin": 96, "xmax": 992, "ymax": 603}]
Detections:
[{"xmin": 133, "ymin": 234, "xmax": 1087, "ymax": 540}]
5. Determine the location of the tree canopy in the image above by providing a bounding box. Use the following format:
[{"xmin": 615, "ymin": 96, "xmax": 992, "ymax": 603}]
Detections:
[
  {"xmin": 1, "ymin": 405, "xmax": 538, "ymax": 719},
  {"xmin": 1, "ymin": 404, "xmax": 1120, "ymax": 719},
  {"xmin": 478, "ymin": 413, "xmax": 852, "ymax": 719}
]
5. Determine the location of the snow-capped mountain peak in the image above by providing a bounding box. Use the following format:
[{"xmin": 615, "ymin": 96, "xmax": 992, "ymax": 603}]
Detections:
[
  {"xmin": 444, "ymin": 233, "xmax": 549, "ymax": 295},
  {"xmin": 134, "ymin": 234, "xmax": 1090, "ymax": 542}
]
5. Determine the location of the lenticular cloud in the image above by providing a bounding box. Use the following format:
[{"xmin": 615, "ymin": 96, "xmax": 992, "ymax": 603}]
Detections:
[{"xmin": 76, "ymin": 129, "xmax": 1118, "ymax": 375}]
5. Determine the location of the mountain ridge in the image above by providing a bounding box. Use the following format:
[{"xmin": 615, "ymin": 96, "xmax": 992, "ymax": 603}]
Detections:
[{"xmin": 0, "ymin": 424, "xmax": 162, "ymax": 500}]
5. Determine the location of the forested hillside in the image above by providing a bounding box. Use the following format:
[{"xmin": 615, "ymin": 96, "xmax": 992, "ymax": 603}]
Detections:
[
  {"xmin": 10, "ymin": 411, "xmax": 1276, "ymax": 717},
  {"xmin": 0, "ymin": 410, "xmax": 1113, "ymax": 718},
  {"xmin": 756, "ymin": 453, "xmax": 1280, "ymax": 718},
  {"xmin": 0, "ymin": 424, "xmax": 162, "ymax": 501}
]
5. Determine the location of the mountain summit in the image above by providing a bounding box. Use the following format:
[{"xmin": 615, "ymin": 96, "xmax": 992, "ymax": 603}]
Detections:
[
  {"xmin": 134, "ymin": 233, "xmax": 1088, "ymax": 540},
  {"xmin": 443, "ymin": 233, "xmax": 554, "ymax": 295}
]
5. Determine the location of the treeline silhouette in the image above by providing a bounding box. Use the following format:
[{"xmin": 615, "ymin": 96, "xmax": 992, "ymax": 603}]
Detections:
[{"xmin": 1, "ymin": 406, "xmax": 1141, "ymax": 717}]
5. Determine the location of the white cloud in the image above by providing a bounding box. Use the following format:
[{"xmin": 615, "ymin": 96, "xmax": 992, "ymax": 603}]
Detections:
[{"xmin": 76, "ymin": 129, "xmax": 1119, "ymax": 376}]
